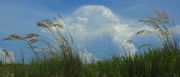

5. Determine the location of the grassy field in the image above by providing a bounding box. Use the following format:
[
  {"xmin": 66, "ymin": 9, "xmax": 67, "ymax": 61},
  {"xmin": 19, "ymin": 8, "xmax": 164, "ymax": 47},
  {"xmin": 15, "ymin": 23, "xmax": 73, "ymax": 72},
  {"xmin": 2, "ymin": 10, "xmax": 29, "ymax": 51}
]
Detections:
[
  {"xmin": 0, "ymin": 11, "xmax": 180, "ymax": 77},
  {"xmin": 0, "ymin": 46, "xmax": 180, "ymax": 77}
]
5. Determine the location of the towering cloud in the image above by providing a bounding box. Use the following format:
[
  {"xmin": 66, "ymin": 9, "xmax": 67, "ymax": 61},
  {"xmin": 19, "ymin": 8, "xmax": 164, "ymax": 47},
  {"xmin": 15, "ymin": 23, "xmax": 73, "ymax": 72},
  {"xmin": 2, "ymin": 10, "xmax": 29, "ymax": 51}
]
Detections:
[{"xmin": 64, "ymin": 5, "xmax": 139, "ymax": 56}]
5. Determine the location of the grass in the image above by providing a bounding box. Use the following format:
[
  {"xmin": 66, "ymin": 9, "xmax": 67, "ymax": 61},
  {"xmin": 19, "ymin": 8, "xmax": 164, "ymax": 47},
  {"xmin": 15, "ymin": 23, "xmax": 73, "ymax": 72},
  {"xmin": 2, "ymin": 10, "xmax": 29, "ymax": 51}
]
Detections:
[
  {"xmin": 0, "ymin": 11, "xmax": 180, "ymax": 77},
  {"xmin": 0, "ymin": 47, "xmax": 179, "ymax": 77}
]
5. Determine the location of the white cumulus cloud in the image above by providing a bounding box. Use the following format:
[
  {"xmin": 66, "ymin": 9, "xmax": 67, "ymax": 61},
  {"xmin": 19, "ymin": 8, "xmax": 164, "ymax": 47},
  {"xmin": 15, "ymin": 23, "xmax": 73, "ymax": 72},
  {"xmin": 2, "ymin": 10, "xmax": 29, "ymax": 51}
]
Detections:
[{"xmin": 64, "ymin": 5, "xmax": 139, "ymax": 56}]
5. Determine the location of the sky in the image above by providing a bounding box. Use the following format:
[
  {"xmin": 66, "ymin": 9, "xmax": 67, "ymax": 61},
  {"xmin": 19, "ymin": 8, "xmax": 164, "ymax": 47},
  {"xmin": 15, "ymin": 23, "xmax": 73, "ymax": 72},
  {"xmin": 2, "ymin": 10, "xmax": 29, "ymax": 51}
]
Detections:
[{"xmin": 0, "ymin": 0, "xmax": 180, "ymax": 63}]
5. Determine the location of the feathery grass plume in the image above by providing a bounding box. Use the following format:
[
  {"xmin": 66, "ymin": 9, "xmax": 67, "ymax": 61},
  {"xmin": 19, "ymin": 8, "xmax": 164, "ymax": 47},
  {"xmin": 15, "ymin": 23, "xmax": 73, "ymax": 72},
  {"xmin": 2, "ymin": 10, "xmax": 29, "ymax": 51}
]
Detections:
[
  {"xmin": 2, "ymin": 36, "xmax": 13, "ymax": 41},
  {"xmin": 26, "ymin": 33, "xmax": 40, "ymax": 38},
  {"xmin": 34, "ymin": 16, "xmax": 83, "ymax": 76},
  {"xmin": 3, "ymin": 34, "xmax": 25, "ymax": 41},
  {"xmin": 136, "ymin": 29, "xmax": 152, "ymax": 35},
  {"xmin": 53, "ymin": 24, "xmax": 64, "ymax": 29},
  {"xmin": 2, "ymin": 34, "xmax": 41, "ymax": 59},
  {"xmin": 138, "ymin": 11, "xmax": 170, "ymax": 36},
  {"xmin": 137, "ymin": 11, "xmax": 178, "ymax": 51},
  {"xmin": 155, "ymin": 11, "xmax": 169, "ymax": 24},
  {"xmin": 37, "ymin": 18, "xmax": 65, "ymax": 30},
  {"xmin": 28, "ymin": 39, "xmax": 39, "ymax": 44},
  {"xmin": 10, "ymin": 34, "xmax": 25, "ymax": 40},
  {"xmin": 37, "ymin": 21, "xmax": 49, "ymax": 29}
]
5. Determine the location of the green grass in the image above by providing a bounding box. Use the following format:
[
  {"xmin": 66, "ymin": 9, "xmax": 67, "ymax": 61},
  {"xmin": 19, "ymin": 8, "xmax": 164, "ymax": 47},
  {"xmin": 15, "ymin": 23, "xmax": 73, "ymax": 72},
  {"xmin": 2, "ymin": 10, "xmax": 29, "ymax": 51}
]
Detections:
[{"xmin": 0, "ymin": 47, "xmax": 180, "ymax": 77}]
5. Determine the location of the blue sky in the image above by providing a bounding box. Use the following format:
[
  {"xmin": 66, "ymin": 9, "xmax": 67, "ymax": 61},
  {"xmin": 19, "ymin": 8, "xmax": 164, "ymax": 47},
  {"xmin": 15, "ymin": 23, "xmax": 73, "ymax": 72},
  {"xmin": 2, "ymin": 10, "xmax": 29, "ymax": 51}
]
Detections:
[
  {"xmin": 0, "ymin": 0, "xmax": 180, "ymax": 34},
  {"xmin": 0, "ymin": 0, "xmax": 180, "ymax": 63}
]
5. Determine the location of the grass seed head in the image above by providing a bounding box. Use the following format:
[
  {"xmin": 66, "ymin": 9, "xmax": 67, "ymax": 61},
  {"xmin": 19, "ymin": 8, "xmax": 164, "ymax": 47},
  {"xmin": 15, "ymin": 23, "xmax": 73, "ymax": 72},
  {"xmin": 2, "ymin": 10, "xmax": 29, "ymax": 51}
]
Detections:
[
  {"xmin": 2, "ymin": 37, "xmax": 13, "ymax": 41},
  {"xmin": 37, "ymin": 22, "xmax": 49, "ymax": 29},
  {"xmin": 28, "ymin": 39, "xmax": 39, "ymax": 44},
  {"xmin": 26, "ymin": 33, "xmax": 40, "ymax": 38},
  {"xmin": 53, "ymin": 24, "xmax": 64, "ymax": 29},
  {"xmin": 136, "ymin": 29, "xmax": 152, "ymax": 35},
  {"xmin": 10, "ymin": 34, "xmax": 25, "ymax": 40}
]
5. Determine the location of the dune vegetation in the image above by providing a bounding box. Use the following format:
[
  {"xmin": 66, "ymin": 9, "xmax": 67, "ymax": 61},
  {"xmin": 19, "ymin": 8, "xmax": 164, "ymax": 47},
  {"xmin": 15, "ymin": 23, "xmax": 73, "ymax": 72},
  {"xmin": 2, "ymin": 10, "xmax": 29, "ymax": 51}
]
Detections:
[{"xmin": 0, "ymin": 11, "xmax": 180, "ymax": 77}]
